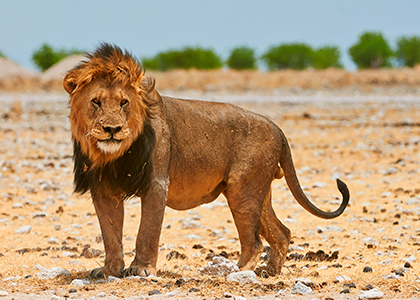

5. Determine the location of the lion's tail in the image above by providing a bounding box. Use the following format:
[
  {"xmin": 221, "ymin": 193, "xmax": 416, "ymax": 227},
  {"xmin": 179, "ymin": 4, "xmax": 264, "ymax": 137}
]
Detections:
[{"xmin": 278, "ymin": 130, "xmax": 349, "ymax": 219}]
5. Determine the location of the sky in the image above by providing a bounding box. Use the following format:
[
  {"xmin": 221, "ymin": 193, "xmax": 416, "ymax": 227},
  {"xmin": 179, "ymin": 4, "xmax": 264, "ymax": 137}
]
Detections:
[{"xmin": 1, "ymin": 0, "xmax": 420, "ymax": 71}]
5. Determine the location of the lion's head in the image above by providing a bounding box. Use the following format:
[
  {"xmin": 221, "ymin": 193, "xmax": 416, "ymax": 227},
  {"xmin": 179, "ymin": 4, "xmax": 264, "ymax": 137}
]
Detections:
[{"xmin": 64, "ymin": 43, "xmax": 157, "ymax": 167}]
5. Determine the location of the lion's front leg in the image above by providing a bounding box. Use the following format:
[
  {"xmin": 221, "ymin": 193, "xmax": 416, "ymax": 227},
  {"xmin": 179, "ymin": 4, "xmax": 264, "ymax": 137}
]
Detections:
[
  {"xmin": 124, "ymin": 179, "xmax": 167, "ymax": 277},
  {"xmin": 90, "ymin": 189, "xmax": 125, "ymax": 279}
]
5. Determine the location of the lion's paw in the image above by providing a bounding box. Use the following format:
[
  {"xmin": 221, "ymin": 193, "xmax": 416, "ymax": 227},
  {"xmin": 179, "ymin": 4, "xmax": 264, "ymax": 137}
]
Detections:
[
  {"xmin": 123, "ymin": 265, "xmax": 154, "ymax": 277},
  {"xmin": 90, "ymin": 266, "xmax": 122, "ymax": 279}
]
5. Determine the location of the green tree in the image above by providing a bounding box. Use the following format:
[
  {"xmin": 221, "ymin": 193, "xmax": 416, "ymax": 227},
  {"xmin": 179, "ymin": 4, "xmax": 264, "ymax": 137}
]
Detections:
[
  {"xmin": 396, "ymin": 36, "xmax": 420, "ymax": 67},
  {"xmin": 348, "ymin": 32, "xmax": 393, "ymax": 69},
  {"xmin": 312, "ymin": 46, "xmax": 343, "ymax": 69},
  {"xmin": 32, "ymin": 43, "xmax": 83, "ymax": 71},
  {"xmin": 227, "ymin": 46, "xmax": 257, "ymax": 70},
  {"xmin": 142, "ymin": 46, "xmax": 223, "ymax": 71},
  {"xmin": 0, "ymin": 50, "xmax": 5, "ymax": 58},
  {"xmin": 261, "ymin": 43, "xmax": 313, "ymax": 70}
]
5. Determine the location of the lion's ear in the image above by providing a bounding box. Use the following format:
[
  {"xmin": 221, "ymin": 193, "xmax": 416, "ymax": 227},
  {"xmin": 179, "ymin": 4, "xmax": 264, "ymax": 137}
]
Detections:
[
  {"xmin": 63, "ymin": 72, "xmax": 79, "ymax": 94},
  {"xmin": 141, "ymin": 77, "xmax": 156, "ymax": 93}
]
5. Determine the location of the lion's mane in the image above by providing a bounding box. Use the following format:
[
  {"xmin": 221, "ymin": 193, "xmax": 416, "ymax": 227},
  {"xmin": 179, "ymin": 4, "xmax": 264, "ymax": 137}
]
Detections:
[{"xmin": 68, "ymin": 43, "xmax": 157, "ymax": 198}]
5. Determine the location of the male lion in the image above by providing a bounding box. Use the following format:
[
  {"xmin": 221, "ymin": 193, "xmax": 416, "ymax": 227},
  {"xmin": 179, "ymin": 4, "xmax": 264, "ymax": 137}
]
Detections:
[{"xmin": 64, "ymin": 43, "xmax": 349, "ymax": 279}]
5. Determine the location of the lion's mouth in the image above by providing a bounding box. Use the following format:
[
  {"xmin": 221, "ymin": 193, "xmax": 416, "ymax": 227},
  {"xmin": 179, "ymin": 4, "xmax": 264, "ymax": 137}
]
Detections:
[{"xmin": 96, "ymin": 138, "xmax": 123, "ymax": 154}]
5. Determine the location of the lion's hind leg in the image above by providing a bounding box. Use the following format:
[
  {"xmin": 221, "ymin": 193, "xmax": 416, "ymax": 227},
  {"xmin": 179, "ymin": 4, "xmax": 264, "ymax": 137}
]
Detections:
[
  {"xmin": 256, "ymin": 190, "xmax": 291, "ymax": 276},
  {"xmin": 223, "ymin": 183, "xmax": 270, "ymax": 272}
]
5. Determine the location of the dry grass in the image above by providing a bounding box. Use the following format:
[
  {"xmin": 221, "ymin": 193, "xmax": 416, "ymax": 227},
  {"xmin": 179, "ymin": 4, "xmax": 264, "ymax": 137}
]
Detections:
[{"xmin": 2, "ymin": 67, "xmax": 420, "ymax": 93}]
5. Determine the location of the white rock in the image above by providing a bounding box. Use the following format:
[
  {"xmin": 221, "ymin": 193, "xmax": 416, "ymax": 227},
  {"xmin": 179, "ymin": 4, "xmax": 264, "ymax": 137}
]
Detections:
[
  {"xmin": 181, "ymin": 218, "xmax": 201, "ymax": 229},
  {"xmin": 403, "ymin": 255, "xmax": 417, "ymax": 263},
  {"xmin": 15, "ymin": 225, "xmax": 32, "ymax": 234},
  {"xmin": 197, "ymin": 256, "xmax": 239, "ymax": 277},
  {"xmin": 284, "ymin": 218, "xmax": 296, "ymax": 223},
  {"xmin": 291, "ymin": 281, "xmax": 313, "ymax": 295},
  {"xmin": 36, "ymin": 267, "xmax": 71, "ymax": 280},
  {"xmin": 295, "ymin": 277, "xmax": 313, "ymax": 284},
  {"xmin": 71, "ymin": 278, "xmax": 90, "ymax": 287},
  {"xmin": 50, "ymin": 295, "xmax": 62, "ymax": 300},
  {"xmin": 211, "ymin": 230, "xmax": 223, "ymax": 237},
  {"xmin": 95, "ymin": 292, "xmax": 106, "ymax": 297},
  {"xmin": 234, "ymin": 296, "xmax": 247, "ymax": 300},
  {"xmin": 0, "ymin": 291, "xmax": 9, "ymax": 296},
  {"xmin": 12, "ymin": 203, "xmax": 24, "ymax": 209},
  {"xmin": 312, "ymin": 182, "xmax": 327, "ymax": 188},
  {"xmin": 48, "ymin": 236, "xmax": 59, "ymax": 244},
  {"xmin": 335, "ymin": 275, "xmax": 351, "ymax": 282},
  {"xmin": 358, "ymin": 288, "xmax": 384, "ymax": 299},
  {"xmin": 107, "ymin": 276, "xmax": 121, "ymax": 283},
  {"xmin": 379, "ymin": 259, "xmax": 392, "ymax": 265},
  {"xmin": 362, "ymin": 237, "xmax": 378, "ymax": 245},
  {"xmin": 405, "ymin": 198, "xmax": 419, "ymax": 205},
  {"xmin": 186, "ymin": 234, "xmax": 202, "ymax": 240},
  {"xmin": 226, "ymin": 271, "xmax": 260, "ymax": 285}
]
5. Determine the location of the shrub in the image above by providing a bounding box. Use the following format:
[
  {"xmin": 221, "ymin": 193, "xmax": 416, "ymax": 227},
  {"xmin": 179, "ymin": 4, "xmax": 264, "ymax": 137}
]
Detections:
[
  {"xmin": 312, "ymin": 46, "xmax": 343, "ymax": 69},
  {"xmin": 348, "ymin": 32, "xmax": 393, "ymax": 69},
  {"xmin": 0, "ymin": 50, "xmax": 5, "ymax": 58},
  {"xmin": 261, "ymin": 43, "xmax": 313, "ymax": 70},
  {"xmin": 142, "ymin": 46, "xmax": 223, "ymax": 71},
  {"xmin": 396, "ymin": 36, "xmax": 420, "ymax": 67},
  {"xmin": 32, "ymin": 43, "xmax": 83, "ymax": 72},
  {"xmin": 227, "ymin": 46, "xmax": 257, "ymax": 70}
]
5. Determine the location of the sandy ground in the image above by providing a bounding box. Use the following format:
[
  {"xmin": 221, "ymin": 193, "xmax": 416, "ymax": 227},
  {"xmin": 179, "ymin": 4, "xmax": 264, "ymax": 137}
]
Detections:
[{"xmin": 0, "ymin": 92, "xmax": 420, "ymax": 299}]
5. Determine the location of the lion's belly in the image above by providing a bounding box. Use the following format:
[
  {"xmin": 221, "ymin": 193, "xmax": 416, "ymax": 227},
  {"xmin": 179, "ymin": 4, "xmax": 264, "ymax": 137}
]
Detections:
[{"xmin": 166, "ymin": 178, "xmax": 226, "ymax": 210}]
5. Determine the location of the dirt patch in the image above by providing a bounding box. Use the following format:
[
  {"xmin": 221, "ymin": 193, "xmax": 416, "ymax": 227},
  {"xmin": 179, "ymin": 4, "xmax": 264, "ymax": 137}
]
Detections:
[{"xmin": 0, "ymin": 94, "xmax": 419, "ymax": 299}]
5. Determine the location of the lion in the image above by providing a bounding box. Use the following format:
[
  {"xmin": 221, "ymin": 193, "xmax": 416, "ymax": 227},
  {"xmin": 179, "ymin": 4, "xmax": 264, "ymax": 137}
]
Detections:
[{"xmin": 63, "ymin": 43, "xmax": 349, "ymax": 279}]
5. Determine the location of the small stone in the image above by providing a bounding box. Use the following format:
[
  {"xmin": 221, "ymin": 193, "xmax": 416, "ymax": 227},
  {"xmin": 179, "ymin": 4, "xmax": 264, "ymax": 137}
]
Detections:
[
  {"xmin": 71, "ymin": 279, "xmax": 90, "ymax": 287},
  {"xmin": 226, "ymin": 271, "xmax": 260, "ymax": 285},
  {"xmin": 291, "ymin": 281, "xmax": 313, "ymax": 295},
  {"xmin": 197, "ymin": 256, "xmax": 239, "ymax": 277},
  {"xmin": 335, "ymin": 275, "xmax": 351, "ymax": 282},
  {"xmin": 379, "ymin": 259, "xmax": 392, "ymax": 265},
  {"xmin": 223, "ymin": 292, "xmax": 233, "ymax": 298},
  {"xmin": 48, "ymin": 236, "xmax": 59, "ymax": 244},
  {"xmin": 404, "ymin": 262, "xmax": 411, "ymax": 268},
  {"xmin": 403, "ymin": 255, "xmax": 416, "ymax": 263},
  {"xmin": 234, "ymin": 297, "xmax": 247, "ymax": 300},
  {"xmin": 15, "ymin": 225, "xmax": 32, "ymax": 234},
  {"xmin": 340, "ymin": 288, "xmax": 350, "ymax": 294},
  {"xmin": 186, "ymin": 234, "xmax": 202, "ymax": 240},
  {"xmin": 36, "ymin": 267, "xmax": 70, "ymax": 280},
  {"xmin": 12, "ymin": 203, "xmax": 24, "ymax": 209},
  {"xmin": 189, "ymin": 288, "xmax": 199, "ymax": 292},
  {"xmin": 68, "ymin": 288, "xmax": 77, "ymax": 293},
  {"xmin": 363, "ymin": 266, "xmax": 373, "ymax": 273},
  {"xmin": 107, "ymin": 276, "xmax": 120, "ymax": 283},
  {"xmin": 95, "ymin": 292, "xmax": 106, "ymax": 298},
  {"xmin": 0, "ymin": 291, "xmax": 9, "ymax": 296},
  {"xmin": 148, "ymin": 290, "xmax": 161, "ymax": 296},
  {"xmin": 211, "ymin": 230, "xmax": 223, "ymax": 237},
  {"xmin": 181, "ymin": 218, "xmax": 201, "ymax": 229},
  {"xmin": 358, "ymin": 288, "xmax": 384, "ymax": 299}
]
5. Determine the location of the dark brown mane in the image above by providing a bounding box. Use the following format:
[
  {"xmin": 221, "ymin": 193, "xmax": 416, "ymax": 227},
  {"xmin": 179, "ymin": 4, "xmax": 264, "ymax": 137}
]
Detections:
[{"xmin": 73, "ymin": 121, "xmax": 156, "ymax": 199}]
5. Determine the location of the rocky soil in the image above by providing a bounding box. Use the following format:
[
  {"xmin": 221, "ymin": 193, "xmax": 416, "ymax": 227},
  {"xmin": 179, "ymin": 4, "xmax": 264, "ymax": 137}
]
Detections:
[{"xmin": 0, "ymin": 92, "xmax": 419, "ymax": 299}]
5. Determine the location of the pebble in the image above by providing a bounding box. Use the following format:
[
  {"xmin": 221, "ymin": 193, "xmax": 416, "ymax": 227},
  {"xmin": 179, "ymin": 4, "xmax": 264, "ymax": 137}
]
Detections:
[
  {"xmin": 0, "ymin": 291, "xmax": 9, "ymax": 296},
  {"xmin": 15, "ymin": 225, "xmax": 32, "ymax": 234},
  {"xmin": 335, "ymin": 275, "xmax": 351, "ymax": 282},
  {"xmin": 291, "ymin": 281, "xmax": 313, "ymax": 295},
  {"xmin": 12, "ymin": 202, "xmax": 24, "ymax": 208},
  {"xmin": 95, "ymin": 292, "xmax": 106, "ymax": 297},
  {"xmin": 226, "ymin": 270, "xmax": 260, "ymax": 284},
  {"xmin": 358, "ymin": 288, "xmax": 384, "ymax": 299},
  {"xmin": 197, "ymin": 256, "xmax": 239, "ymax": 277},
  {"xmin": 186, "ymin": 234, "xmax": 202, "ymax": 240},
  {"xmin": 107, "ymin": 276, "xmax": 121, "ymax": 283},
  {"xmin": 181, "ymin": 218, "xmax": 201, "ymax": 229},
  {"xmin": 36, "ymin": 267, "xmax": 71, "ymax": 280},
  {"xmin": 379, "ymin": 259, "xmax": 392, "ymax": 265},
  {"xmin": 403, "ymin": 255, "xmax": 416, "ymax": 263},
  {"xmin": 363, "ymin": 266, "xmax": 373, "ymax": 273},
  {"xmin": 148, "ymin": 290, "xmax": 161, "ymax": 296},
  {"xmin": 48, "ymin": 236, "xmax": 59, "ymax": 244},
  {"xmin": 71, "ymin": 279, "xmax": 90, "ymax": 287}
]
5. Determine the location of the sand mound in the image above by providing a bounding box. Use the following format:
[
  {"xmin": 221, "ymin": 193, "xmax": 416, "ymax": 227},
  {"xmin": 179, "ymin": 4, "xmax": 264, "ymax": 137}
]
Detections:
[
  {"xmin": 40, "ymin": 55, "xmax": 85, "ymax": 82},
  {"xmin": 0, "ymin": 58, "xmax": 38, "ymax": 79}
]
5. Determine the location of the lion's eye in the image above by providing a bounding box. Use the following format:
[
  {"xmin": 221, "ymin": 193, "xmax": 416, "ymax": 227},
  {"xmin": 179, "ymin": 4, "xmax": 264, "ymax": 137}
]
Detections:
[
  {"xmin": 91, "ymin": 98, "xmax": 101, "ymax": 107},
  {"xmin": 121, "ymin": 99, "xmax": 129, "ymax": 107}
]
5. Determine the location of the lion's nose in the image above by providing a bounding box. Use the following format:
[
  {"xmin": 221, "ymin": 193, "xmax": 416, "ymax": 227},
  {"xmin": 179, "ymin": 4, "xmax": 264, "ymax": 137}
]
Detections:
[{"xmin": 103, "ymin": 125, "xmax": 122, "ymax": 135}]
